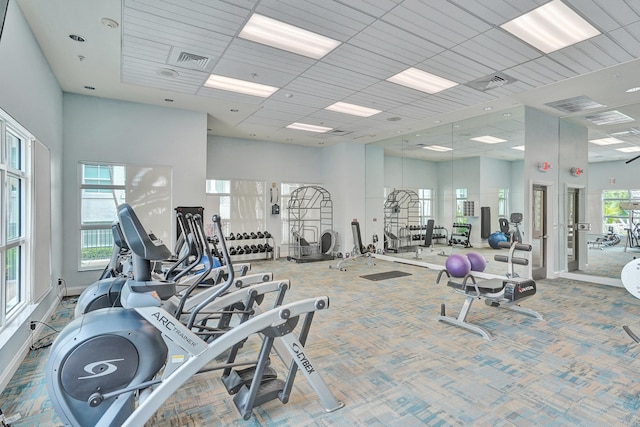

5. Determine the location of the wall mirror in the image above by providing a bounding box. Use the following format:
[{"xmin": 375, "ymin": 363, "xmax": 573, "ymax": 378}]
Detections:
[
  {"xmin": 366, "ymin": 106, "xmax": 526, "ymax": 277},
  {"xmin": 367, "ymin": 102, "xmax": 640, "ymax": 284}
]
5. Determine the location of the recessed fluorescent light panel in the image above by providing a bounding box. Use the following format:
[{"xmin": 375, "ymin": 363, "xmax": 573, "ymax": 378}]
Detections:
[
  {"xmin": 422, "ymin": 145, "xmax": 453, "ymax": 152},
  {"xmin": 584, "ymin": 110, "xmax": 635, "ymax": 126},
  {"xmin": 501, "ymin": 0, "xmax": 600, "ymax": 53},
  {"xmin": 387, "ymin": 67, "xmax": 458, "ymax": 94},
  {"xmin": 204, "ymin": 75, "xmax": 279, "ymax": 97},
  {"xmin": 589, "ymin": 137, "xmax": 624, "ymax": 146},
  {"xmin": 470, "ymin": 135, "xmax": 507, "ymax": 144},
  {"xmin": 512, "ymin": 145, "xmax": 525, "ymax": 151},
  {"xmin": 616, "ymin": 146, "xmax": 640, "ymax": 153},
  {"xmin": 325, "ymin": 102, "xmax": 381, "ymax": 117},
  {"xmin": 239, "ymin": 14, "xmax": 341, "ymax": 59},
  {"xmin": 286, "ymin": 122, "xmax": 333, "ymax": 133}
]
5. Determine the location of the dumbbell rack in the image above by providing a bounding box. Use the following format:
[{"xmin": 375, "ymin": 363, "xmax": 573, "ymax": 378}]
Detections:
[
  {"xmin": 448, "ymin": 223, "xmax": 472, "ymax": 248},
  {"xmin": 408, "ymin": 225, "xmax": 447, "ymax": 243},
  {"xmin": 433, "ymin": 225, "xmax": 448, "ymax": 243},
  {"xmin": 226, "ymin": 231, "xmax": 275, "ymax": 260}
]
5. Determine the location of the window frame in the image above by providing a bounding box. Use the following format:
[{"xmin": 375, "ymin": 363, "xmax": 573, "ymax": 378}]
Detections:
[
  {"xmin": 0, "ymin": 113, "xmax": 32, "ymax": 328},
  {"xmin": 78, "ymin": 162, "xmax": 126, "ymax": 271}
]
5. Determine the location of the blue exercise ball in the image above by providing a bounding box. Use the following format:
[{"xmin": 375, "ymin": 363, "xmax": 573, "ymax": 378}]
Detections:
[
  {"xmin": 488, "ymin": 232, "xmax": 507, "ymax": 249},
  {"xmin": 445, "ymin": 253, "xmax": 471, "ymax": 278}
]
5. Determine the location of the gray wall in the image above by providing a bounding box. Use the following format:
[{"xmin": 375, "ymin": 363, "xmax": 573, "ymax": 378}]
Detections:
[
  {"xmin": 0, "ymin": 0, "xmax": 64, "ymax": 389},
  {"xmin": 62, "ymin": 93, "xmax": 207, "ymax": 291}
]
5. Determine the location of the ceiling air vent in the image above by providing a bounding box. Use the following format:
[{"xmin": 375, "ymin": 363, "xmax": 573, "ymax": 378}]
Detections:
[
  {"xmin": 314, "ymin": 129, "xmax": 353, "ymax": 139},
  {"xmin": 329, "ymin": 129, "xmax": 352, "ymax": 136},
  {"xmin": 611, "ymin": 127, "xmax": 640, "ymax": 137},
  {"xmin": 177, "ymin": 52, "xmax": 209, "ymax": 68},
  {"xmin": 545, "ymin": 95, "xmax": 605, "ymax": 113},
  {"xmin": 166, "ymin": 46, "xmax": 214, "ymax": 72},
  {"xmin": 465, "ymin": 72, "xmax": 517, "ymax": 92}
]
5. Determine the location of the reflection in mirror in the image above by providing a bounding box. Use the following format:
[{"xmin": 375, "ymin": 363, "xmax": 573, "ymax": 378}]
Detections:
[
  {"xmin": 564, "ymin": 104, "xmax": 640, "ymax": 280},
  {"xmin": 367, "ymin": 107, "xmax": 529, "ymax": 277}
]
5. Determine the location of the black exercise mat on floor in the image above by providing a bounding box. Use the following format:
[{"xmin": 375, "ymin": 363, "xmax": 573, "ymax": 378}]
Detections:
[{"xmin": 360, "ymin": 270, "xmax": 412, "ymax": 281}]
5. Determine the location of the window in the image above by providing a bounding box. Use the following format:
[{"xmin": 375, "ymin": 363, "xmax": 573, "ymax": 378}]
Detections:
[
  {"xmin": 498, "ymin": 188, "xmax": 508, "ymax": 218},
  {"xmin": 455, "ymin": 188, "xmax": 468, "ymax": 223},
  {"xmin": 80, "ymin": 163, "xmax": 126, "ymax": 269},
  {"xmin": 205, "ymin": 179, "xmax": 266, "ymax": 238},
  {"xmin": 79, "ymin": 163, "xmax": 172, "ymax": 270},
  {"xmin": 1, "ymin": 112, "xmax": 31, "ymax": 328},
  {"xmin": 602, "ymin": 189, "xmax": 640, "ymax": 234},
  {"xmin": 418, "ymin": 188, "xmax": 433, "ymax": 224}
]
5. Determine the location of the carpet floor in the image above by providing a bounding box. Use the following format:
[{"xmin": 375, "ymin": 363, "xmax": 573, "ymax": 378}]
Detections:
[{"xmin": 2, "ymin": 256, "xmax": 640, "ymax": 426}]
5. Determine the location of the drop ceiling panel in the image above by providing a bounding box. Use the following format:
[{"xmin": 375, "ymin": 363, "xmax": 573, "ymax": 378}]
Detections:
[
  {"xmin": 589, "ymin": 35, "xmax": 635, "ymax": 63},
  {"xmin": 122, "ymin": 8, "xmax": 233, "ymax": 54},
  {"xmin": 453, "ymin": 29, "xmax": 541, "ymax": 73},
  {"xmin": 342, "ymin": 92, "xmax": 404, "ymax": 113},
  {"xmin": 430, "ymin": 85, "xmax": 496, "ymax": 107},
  {"xmin": 609, "ymin": 24, "xmax": 640, "ymax": 58},
  {"xmin": 262, "ymin": 90, "xmax": 336, "ymax": 109},
  {"xmin": 125, "ymin": 0, "xmax": 249, "ymax": 36},
  {"xmin": 196, "ymin": 86, "xmax": 267, "ymax": 105},
  {"xmin": 323, "ymin": 44, "xmax": 409, "ymax": 80},
  {"xmin": 238, "ymin": 115, "xmax": 291, "ymax": 129},
  {"xmin": 358, "ymin": 81, "xmax": 425, "ymax": 105},
  {"xmin": 221, "ymin": 39, "xmax": 315, "ymax": 77},
  {"xmin": 122, "ymin": 57, "xmax": 208, "ymax": 87},
  {"xmin": 448, "ymin": 0, "xmax": 545, "ymax": 25},
  {"xmin": 383, "ymin": 0, "xmax": 490, "ymax": 48},
  {"xmin": 121, "ymin": 71, "xmax": 201, "ymax": 94},
  {"xmin": 386, "ymin": 104, "xmax": 440, "ymax": 120},
  {"xmin": 407, "ymin": 96, "xmax": 467, "ymax": 116},
  {"xmin": 337, "ymin": 0, "xmax": 403, "ymax": 18},
  {"xmin": 304, "ymin": 110, "xmax": 363, "ymax": 126},
  {"xmin": 507, "ymin": 57, "xmax": 577, "ymax": 87},
  {"xmin": 244, "ymin": 108, "xmax": 306, "ymax": 123},
  {"xmin": 571, "ymin": 0, "xmax": 638, "ymax": 30},
  {"xmin": 257, "ymin": 99, "xmax": 320, "ymax": 117},
  {"xmin": 423, "ymin": 50, "xmax": 496, "ymax": 84},
  {"xmin": 212, "ymin": 58, "xmax": 299, "ymax": 87},
  {"xmin": 255, "ymin": 0, "xmax": 375, "ymax": 41},
  {"xmin": 348, "ymin": 21, "xmax": 444, "ymax": 65},
  {"xmin": 574, "ymin": 38, "xmax": 625, "ymax": 68},
  {"xmin": 282, "ymin": 76, "xmax": 356, "ymax": 102},
  {"xmin": 122, "ymin": 36, "xmax": 173, "ymax": 63},
  {"xmin": 547, "ymin": 49, "xmax": 600, "ymax": 75},
  {"xmin": 300, "ymin": 63, "xmax": 379, "ymax": 92}
]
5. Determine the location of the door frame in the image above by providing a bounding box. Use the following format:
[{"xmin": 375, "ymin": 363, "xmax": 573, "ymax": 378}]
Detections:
[
  {"xmin": 528, "ymin": 180, "xmax": 554, "ymax": 280},
  {"xmin": 565, "ymin": 184, "xmax": 586, "ymax": 272}
]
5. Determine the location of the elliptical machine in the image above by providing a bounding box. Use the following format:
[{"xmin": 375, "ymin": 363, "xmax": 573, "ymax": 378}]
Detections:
[
  {"xmin": 46, "ymin": 204, "xmax": 343, "ymax": 426},
  {"xmin": 74, "ymin": 211, "xmax": 254, "ymax": 317}
]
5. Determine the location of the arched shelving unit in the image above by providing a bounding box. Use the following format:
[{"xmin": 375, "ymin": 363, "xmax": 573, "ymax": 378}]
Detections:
[
  {"xmin": 287, "ymin": 186, "xmax": 335, "ymax": 263},
  {"xmin": 383, "ymin": 189, "xmax": 420, "ymax": 252}
]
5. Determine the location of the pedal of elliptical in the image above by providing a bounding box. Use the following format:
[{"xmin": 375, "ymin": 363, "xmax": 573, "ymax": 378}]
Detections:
[
  {"xmin": 222, "ymin": 365, "xmax": 278, "ymax": 395},
  {"xmin": 233, "ymin": 378, "xmax": 286, "ymax": 419}
]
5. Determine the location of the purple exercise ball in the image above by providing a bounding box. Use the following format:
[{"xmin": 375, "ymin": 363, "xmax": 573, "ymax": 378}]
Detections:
[
  {"xmin": 466, "ymin": 252, "xmax": 487, "ymax": 272},
  {"xmin": 445, "ymin": 253, "xmax": 471, "ymax": 278}
]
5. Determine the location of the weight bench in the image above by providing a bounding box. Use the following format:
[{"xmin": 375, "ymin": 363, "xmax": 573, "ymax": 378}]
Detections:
[
  {"xmin": 436, "ymin": 241, "xmax": 544, "ymax": 340},
  {"xmin": 330, "ymin": 220, "xmax": 374, "ymax": 271}
]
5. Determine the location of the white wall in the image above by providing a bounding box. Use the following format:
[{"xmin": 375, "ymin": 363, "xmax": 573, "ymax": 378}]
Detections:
[
  {"xmin": 63, "ymin": 93, "xmax": 207, "ymax": 291},
  {"xmin": 207, "ymin": 135, "xmax": 324, "ymax": 249},
  {"xmin": 0, "ymin": 0, "xmax": 64, "ymax": 390},
  {"xmin": 322, "ymin": 142, "xmax": 366, "ymax": 252},
  {"xmin": 523, "ymin": 107, "xmax": 560, "ymax": 276},
  {"xmin": 365, "ymin": 145, "xmax": 384, "ymax": 251}
]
